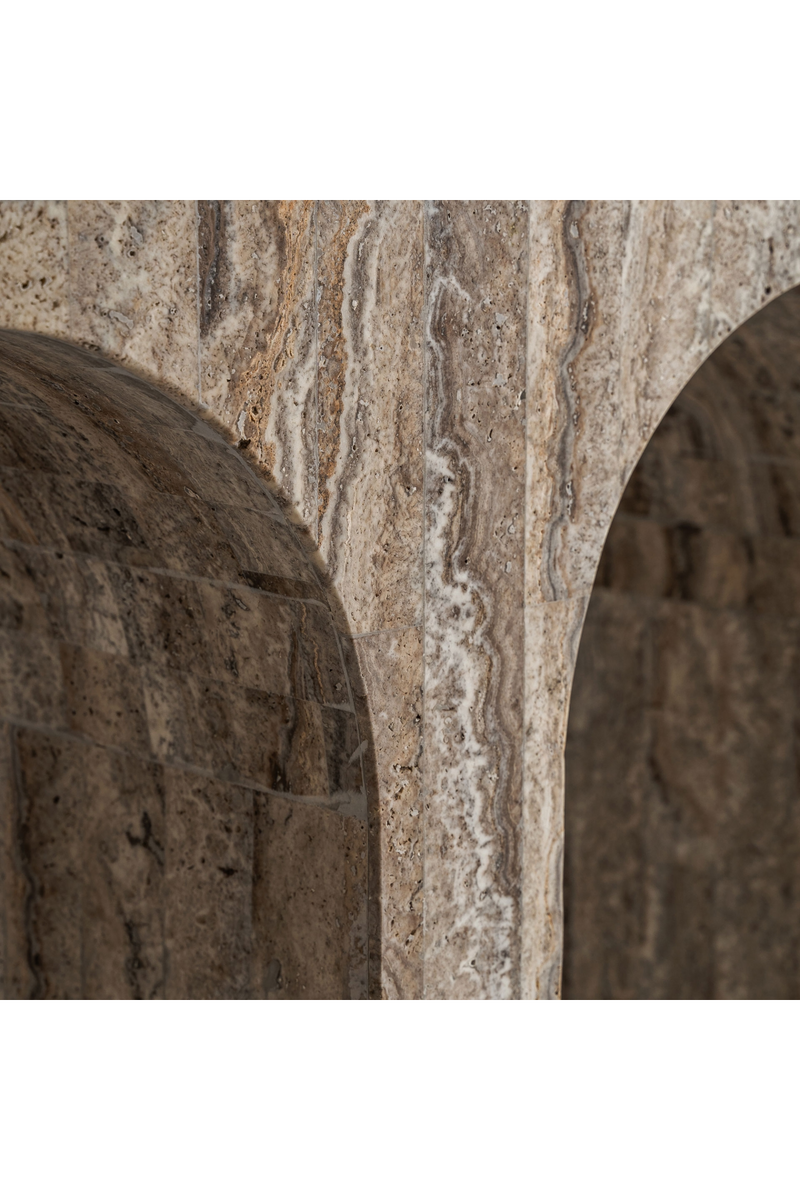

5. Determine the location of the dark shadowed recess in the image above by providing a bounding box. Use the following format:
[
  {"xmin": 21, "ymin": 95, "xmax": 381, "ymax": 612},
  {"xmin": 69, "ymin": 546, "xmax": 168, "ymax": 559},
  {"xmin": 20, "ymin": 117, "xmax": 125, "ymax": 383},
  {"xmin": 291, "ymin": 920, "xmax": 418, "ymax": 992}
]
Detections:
[
  {"xmin": 564, "ymin": 284, "xmax": 800, "ymax": 1000},
  {"xmin": 0, "ymin": 329, "xmax": 376, "ymax": 1000}
]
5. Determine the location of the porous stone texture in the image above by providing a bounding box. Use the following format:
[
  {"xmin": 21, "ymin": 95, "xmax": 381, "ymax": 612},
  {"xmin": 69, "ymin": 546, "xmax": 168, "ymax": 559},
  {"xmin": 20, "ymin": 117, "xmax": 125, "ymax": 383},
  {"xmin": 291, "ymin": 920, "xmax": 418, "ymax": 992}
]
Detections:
[
  {"xmin": 0, "ymin": 330, "xmax": 367, "ymax": 999},
  {"xmin": 423, "ymin": 202, "xmax": 527, "ymax": 998},
  {"xmin": 4, "ymin": 200, "xmax": 800, "ymax": 998},
  {"xmin": 523, "ymin": 201, "xmax": 800, "ymax": 997},
  {"xmin": 564, "ymin": 285, "xmax": 800, "ymax": 999}
]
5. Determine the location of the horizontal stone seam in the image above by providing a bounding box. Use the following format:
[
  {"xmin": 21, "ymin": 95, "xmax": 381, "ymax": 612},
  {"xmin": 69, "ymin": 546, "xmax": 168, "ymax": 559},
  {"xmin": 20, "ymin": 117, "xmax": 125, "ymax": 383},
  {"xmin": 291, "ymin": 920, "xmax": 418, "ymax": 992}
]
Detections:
[
  {"xmin": 348, "ymin": 624, "xmax": 421, "ymax": 641},
  {"xmin": 0, "ymin": 626, "xmax": 356, "ymax": 716},
  {"xmin": 1, "ymin": 717, "xmax": 367, "ymax": 816},
  {"xmin": 0, "ymin": 456, "xmax": 289, "ymax": 527},
  {"xmin": 0, "ymin": 537, "xmax": 330, "ymax": 611}
]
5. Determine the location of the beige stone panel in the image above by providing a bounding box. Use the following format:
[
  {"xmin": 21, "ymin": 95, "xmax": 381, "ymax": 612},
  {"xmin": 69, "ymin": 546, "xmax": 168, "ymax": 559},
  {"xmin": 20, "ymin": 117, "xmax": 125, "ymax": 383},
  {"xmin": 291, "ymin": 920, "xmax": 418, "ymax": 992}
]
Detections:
[
  {"xmin": 348, "ymin": 627, "xmax": 423, "ymax": 999},
  {"xmin": 66, "ymin": 201, "xmax": 199, "ymax": 404},
  {"xmin": 423, "ymin": 201, "xmax": 528, "ymax": 999},
  {"xmin": 0, "ymin": 202, "xmax": 69, "ymax": 335},
  {"xmin": 317, "ymin": 201, "xmax": 425, "ymax": 634},
  {"xmin": 527, "ymin": 202, "xmax": 800, "ymax": 612},
  {"xmin": 197, "ymin": 201, "xmax": 318, "ymax": 533},
  {"xmin": 521, "ymin": 595, "xmax": 588, "ymax": 1000},
  {"xmin": 526, "ymin": 200, "xmax": 718, "ymax": 606},
  {"xmin": 710, "ymin": 201, "xmax": 800, "ymax": 336}
]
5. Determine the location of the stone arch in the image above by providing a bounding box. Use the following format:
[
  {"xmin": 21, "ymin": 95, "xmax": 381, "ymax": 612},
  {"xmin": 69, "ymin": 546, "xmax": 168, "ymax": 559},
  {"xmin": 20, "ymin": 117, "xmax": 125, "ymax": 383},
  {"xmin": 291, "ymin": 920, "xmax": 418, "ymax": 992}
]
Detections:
[
  {"xmin": 524, "ymin": 208, "xmax": 800, "ymax": 998},
  {"xmin": 562, "ymin": 282, "xmax": 800, "ymax": 997},
  {"xmin": 0, "ymin": 329, "xmax": 370, "ymax": 999}
]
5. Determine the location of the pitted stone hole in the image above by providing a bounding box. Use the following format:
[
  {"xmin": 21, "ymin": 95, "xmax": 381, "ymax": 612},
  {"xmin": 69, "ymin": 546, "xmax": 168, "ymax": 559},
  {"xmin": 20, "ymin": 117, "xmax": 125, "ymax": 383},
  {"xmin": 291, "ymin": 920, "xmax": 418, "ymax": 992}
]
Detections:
[{"xmin": 564, "ymin": 284, "xmax": 800, "ymax": 1000}]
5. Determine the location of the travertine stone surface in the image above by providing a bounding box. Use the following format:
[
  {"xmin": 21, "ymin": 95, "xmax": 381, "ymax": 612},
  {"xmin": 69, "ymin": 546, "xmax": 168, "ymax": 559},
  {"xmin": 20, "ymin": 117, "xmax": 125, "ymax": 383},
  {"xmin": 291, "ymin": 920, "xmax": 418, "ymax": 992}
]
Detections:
[
  {"xmin": 423, "ymin": 201, "xmax": 528, "ymax": 998},
  {"xmin": 4, "ymin": 200, "xmax": 800, "ymax": 998},
  {"xmin": 197, "ymin": 201, "xmax": 318, "ymax": 534},
  {"xmin": 0, "ymin": 331, "xmax": 367, "ymax": 999},
  {"xmin": 66, "ymin": 201, "xmax": 200, "ymax": 404},
  {"xmin": 524, "ymin": 200, "xmax": 800, "ymax": 997},
  {"xmin": 0, "ymin": 202, "xmax": 68, "ymax": 334},
  {"xmin": 349, "ymin": 627, "xmax": 424, "ymax": 999},
  {"xmin": 564, "ymin": 286, "xmax": 800, "ymax": 998},
  {"xmin": 316, "ymin": 201, "xmax": 425, "ymax": 636}
]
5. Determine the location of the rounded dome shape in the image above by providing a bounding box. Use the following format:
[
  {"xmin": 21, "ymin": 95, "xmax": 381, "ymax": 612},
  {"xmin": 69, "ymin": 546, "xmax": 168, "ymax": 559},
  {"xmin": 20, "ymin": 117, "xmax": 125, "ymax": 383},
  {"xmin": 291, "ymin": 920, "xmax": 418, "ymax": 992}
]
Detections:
[{"xmin": 0, "ymin": 329, "xmax": 368, "ymax": 999}]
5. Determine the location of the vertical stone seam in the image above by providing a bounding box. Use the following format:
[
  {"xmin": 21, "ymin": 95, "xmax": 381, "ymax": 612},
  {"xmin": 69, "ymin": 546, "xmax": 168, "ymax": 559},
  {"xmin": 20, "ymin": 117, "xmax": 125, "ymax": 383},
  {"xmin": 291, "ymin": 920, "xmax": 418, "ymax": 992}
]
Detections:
[
  {"xmin": 522, "ymin": 199, "xmax": 533, "ymax": 999},
  {"xmin": 420, "ymin": 199, "xmax": 430, "ymax": 1001},
  {"xmin": 194, "ymin": 200, "xmax": 204, "ymax": 409}
]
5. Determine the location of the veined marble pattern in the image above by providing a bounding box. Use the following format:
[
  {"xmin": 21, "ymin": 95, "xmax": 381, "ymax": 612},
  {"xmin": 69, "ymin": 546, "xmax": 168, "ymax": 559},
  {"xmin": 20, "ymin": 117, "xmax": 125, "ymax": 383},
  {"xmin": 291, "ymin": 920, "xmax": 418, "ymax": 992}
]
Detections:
[
  {"xmin": 3, "ymin": 199, "xmax": 800, "ymax": 997},
  {"xmin": 197, "ymin": 201, "xmax": 318, "ymax": 535},
  {"xmin": 423, "ymin": 201, "xmax": 527, "ymax": 998}
]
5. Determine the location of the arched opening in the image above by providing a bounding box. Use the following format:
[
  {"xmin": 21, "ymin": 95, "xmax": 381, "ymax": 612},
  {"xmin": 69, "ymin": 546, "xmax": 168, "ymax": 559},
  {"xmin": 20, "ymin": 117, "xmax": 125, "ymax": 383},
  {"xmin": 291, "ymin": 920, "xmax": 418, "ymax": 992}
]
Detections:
[
  {"xmin": 0, "ymin": 329, "xmax": 371, "ymax": 999},
  {"xmin": 564, "ymin": 284, "xmax": 800, "ymax": 999}
]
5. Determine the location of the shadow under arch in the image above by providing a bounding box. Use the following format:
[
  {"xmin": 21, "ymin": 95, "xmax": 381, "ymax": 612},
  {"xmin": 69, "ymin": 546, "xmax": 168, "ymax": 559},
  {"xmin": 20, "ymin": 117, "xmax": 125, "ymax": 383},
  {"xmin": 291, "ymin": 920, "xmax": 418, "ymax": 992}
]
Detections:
[
  {"xmin": 563, "ymin": 282, "xmax": 800, "ymax": 999},
  {"xmin": 0, "ymin": 328, "xmax": 377, "ymax": 999}
]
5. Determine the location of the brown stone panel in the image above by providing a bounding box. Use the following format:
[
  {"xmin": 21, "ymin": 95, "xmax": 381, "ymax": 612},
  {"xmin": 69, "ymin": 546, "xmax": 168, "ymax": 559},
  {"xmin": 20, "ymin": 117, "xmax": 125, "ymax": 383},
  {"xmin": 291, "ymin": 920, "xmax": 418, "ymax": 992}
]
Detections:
[
  {"xmin": 320, "ymin": 707, "xmax": 365, "ymax": 803},
  {"xmin": 0, "ymin": 468, "xmax": 146, "ymax": 558},
  {"xmin": 163, "ymin": 769, "xmax": 254, "ymax": 999},
  {"xmin": 3, "ymin": 728, "xmax": 166, "ymax": 1001},
  {"xmin": 213, "ymin": 503, "xmax": 320, "ymax": 584},
  {"xmin": 195, "ymin": 581, "xmax": 301, "ymax": 696},
  {"xmin": 80, "ymin": 747, "xmax": 166, "ymax": 1000},
  {"xmin": 316, "ymin": 201, "xmax": 425, "ymax": 635},
  {"xmin": 252, "ymin": 794, "xmax": 367, "ymax": 999},
  {"xmin": 147, "ymin": 421, "xmax": 283, "ymax": 517},
  {"xmin": 0, "ymin": 471, "xmax": 68, "ymax": 548},
  {"xmin": 0, "ymin": 724, "xmax": 26, "ymax": 997},
  {"xmin": 295, "ymin": 601, "xmax": 351, "ymax": 708},
  {"xmin": 0, "ymin": 202, "xmax": 69, "ymax": 336},
  {"xmin": 349, "ymin": 628, "xmax": 424, "ymax": 1000},
  {"xmin": 9, "ymin": 727, "xmax": 86, "ymax": 999},
  {"xmin": 66, "ymin": 201, "xmax": 199, "ymax": 405},
  {"xmin": 8, "ymin": 547, "xmax": 128, "ymax": 657},
  {"xmin": 0, "ymin": 404, "xmax": 83, "ymax": 473},
  {"xmin": 197, "ymin": 201, "xmax": 318, "ymax": 533},
  {"xmin": 110, "ymin": 567, "xmax": 214, "ymax": 677},
  {"xmin": 0, "ymin": 327, "xmax": 370, "ymax": 999},
  {"xmin": 0, "ymin": 628, "xmax": 66, "ymax": 728},
  {"xmin": 60, "ymin": 643, "xmax": 150, "ymax": 754},
  {"xmin": 0, "ymin": 371, "xmax": 54, "ymax": 414},
  {"xmin": 140, "ymin": 666, "xmax": 330, "ymax": 796},
  {"xmin": 0, "ymin": 542, "xmax": 53, "ymax": 643},
  {"xmin": 0, "ymin": 331, "xmax": 197, "ymax": 432},
  {"xmin": 423, "ymin": 201, "xmax": 528, "ymax": 998}
]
